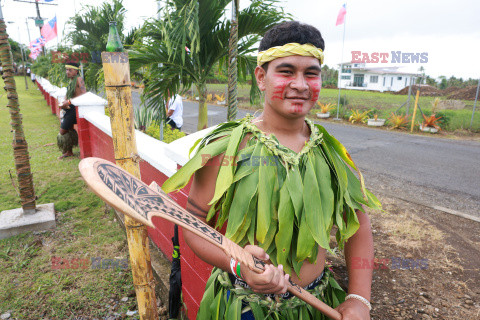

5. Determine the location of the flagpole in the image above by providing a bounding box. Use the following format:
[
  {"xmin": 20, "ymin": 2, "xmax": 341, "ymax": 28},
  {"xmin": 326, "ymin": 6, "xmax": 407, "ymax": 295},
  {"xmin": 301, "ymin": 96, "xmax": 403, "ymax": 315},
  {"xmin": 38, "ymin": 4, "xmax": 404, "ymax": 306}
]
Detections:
[
  {"xmin": 335, "ymin": 3, "xmax": 347, "ymax": 120},
  {"xmin": 55, "ymin": 15, "xmax": 58, "ymax": 50}
]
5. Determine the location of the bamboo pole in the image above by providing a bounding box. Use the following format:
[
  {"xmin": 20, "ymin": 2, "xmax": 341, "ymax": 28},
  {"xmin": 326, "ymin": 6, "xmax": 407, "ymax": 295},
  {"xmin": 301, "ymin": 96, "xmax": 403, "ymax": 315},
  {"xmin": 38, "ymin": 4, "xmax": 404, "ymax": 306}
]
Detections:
[
  {"xmin": 410, "ymin": 89, "xmax": 420, "ymax": 132},
  {"xmin": 102, "ymin": 51, "xmax": 158, "ymax": 319}
]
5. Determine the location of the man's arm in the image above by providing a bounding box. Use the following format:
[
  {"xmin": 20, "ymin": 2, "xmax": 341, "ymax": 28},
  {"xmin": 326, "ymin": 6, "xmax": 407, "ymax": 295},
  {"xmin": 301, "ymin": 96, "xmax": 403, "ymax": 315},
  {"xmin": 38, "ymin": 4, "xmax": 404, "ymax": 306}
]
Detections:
[
  {"xmin": 337, "ymin": 209, "xmax": 374, "ymax": 319},
  {"xmin": 75, "ymin": 76, "xmax": 87, "ymax": 97}
]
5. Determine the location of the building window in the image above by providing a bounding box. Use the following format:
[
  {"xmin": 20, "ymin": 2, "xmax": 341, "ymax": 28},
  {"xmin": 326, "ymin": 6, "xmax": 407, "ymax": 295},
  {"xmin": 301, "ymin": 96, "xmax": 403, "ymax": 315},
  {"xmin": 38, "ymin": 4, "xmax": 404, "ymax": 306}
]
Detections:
[
  {"xmin": 391, "ymin": 77, "xmax": 393, "ymax": 86},
  {"xmin": 383, "ymin": 77, "xmax": 386, "ymax": 86},
  {"xmin": 341, "ymin": 75, "xmax": 351, "ymax": 80},
  {"xmin": 370, "ymin": 75, "xmax": 378, "ymax": 83},
  {"xmin": 397, "ymin": 76, "xmax": 402, "ymax": 80},
  {"xmin": 341, "ymin": 65, "xmax": 352, "ymax": 73}
]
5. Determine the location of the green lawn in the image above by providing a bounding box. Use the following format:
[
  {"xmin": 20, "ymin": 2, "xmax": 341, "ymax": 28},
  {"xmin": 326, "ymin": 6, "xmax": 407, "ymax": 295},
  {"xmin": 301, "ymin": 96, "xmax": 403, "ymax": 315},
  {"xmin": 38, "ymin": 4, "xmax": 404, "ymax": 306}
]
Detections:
[
  {"xmin": 0, "ymin": 78, "xmax": 137, "ymax": 318},
  {"xmin": 202, "ymin": 84, "xmax": 480, "ymax": 132}
]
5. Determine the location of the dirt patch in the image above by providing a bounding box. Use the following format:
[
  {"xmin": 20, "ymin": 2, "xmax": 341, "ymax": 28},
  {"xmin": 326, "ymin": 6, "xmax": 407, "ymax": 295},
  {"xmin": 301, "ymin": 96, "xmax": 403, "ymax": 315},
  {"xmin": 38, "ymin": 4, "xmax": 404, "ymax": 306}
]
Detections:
[
  {"xmin": 396, "ymin": 85, "xmax": 442, "ymax": 96},
  {"xmin": 328, "ymin": 195, "xmax": 479, "ymax": 319},
  {"xmin": 446, "ymin": 86, "xmax": 479, "ymax": 101},
  {"xmin": 441, "ymin": 87, "xmax": 460, "ymax": 96}
]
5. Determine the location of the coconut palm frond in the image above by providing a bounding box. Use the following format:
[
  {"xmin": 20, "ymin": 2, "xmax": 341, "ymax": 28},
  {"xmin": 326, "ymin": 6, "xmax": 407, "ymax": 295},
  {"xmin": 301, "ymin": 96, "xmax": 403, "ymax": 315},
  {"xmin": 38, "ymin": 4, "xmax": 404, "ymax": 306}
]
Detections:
[
  {"xmin": 131, "ymin": 0, "xmax": 288, "ymax": 128},
  {"xmin": 67, "ymin": 0, "xmax": 127, "ymax": 52}
]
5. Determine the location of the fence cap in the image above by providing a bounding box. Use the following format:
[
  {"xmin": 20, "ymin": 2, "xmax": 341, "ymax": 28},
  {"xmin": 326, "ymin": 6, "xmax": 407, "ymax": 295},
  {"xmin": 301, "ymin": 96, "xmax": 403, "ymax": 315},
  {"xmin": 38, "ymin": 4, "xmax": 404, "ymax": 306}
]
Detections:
[
  {"xmin": 53, "ymin": 87, "xmax": 67, "ymax": 99},
  {"xmin": 71, "ymin": 92, "xmax": 108, "ymax": 107},
  {"xmin": 165, "ymin": 126, "xmax": 216, "ymax": 166}
]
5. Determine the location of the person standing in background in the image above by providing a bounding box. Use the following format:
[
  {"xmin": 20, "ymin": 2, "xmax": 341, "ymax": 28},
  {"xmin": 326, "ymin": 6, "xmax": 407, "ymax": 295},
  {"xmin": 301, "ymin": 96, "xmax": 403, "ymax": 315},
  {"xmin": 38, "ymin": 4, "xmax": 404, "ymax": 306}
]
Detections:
[{"xmin": 166, "ymin": 93, "xmax": 183, "ymax": 131}]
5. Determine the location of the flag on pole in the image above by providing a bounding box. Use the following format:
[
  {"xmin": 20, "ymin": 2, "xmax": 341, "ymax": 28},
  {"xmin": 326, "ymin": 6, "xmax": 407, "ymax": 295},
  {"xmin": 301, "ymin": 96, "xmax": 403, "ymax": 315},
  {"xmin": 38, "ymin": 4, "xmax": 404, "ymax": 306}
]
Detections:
[
  {"xmin": 41, "ymin": 16, "xmax": 57, "ymax": 42},
  {"xmin": 28, "ymin": 37, "xmax": 45, "ymax": 60},
  {"xmin": 336, "ymin": 4, "xmax": 347, "ymax": 26}
]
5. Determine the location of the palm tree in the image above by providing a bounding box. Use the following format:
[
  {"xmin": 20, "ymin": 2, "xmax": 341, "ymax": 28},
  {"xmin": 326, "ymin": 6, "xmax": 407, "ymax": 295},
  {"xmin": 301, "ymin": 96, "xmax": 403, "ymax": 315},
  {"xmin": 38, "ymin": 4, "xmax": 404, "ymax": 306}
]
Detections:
[
  {"xmin": 130, "ymin": 0, "xmax": 290, "ymax": 130},
  {"xmin": 227, "ymin": 0, "xmax": 239, "ymax": 121},
  {"xmin": 0, "ymin": 18, "xmax": 36, "ymax": 212},
  {"xmin": 66, "ymin": 0, "xmax": 127, "ymax": 91}
]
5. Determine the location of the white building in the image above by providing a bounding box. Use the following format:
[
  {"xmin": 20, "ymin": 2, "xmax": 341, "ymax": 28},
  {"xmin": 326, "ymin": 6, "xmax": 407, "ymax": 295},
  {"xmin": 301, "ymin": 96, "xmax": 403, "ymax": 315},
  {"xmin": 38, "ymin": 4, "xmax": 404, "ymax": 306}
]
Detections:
[{"xmin": 337, "ymin": 62, "xmax": 420, "ymax": 92}]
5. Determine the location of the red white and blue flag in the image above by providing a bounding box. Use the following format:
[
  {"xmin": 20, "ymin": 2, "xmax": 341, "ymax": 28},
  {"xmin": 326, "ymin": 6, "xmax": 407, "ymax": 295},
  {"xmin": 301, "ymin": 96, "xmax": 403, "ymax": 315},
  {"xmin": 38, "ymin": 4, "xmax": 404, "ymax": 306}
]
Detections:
[
  {"xmin": 28, "ymin": 37, "xmax": 45, "ymax": 60},
  {"xmin": 336, "ymin": 4, "xmax": 347, "ymax": 26},
  {"xmin": 41, "ymin": 16, "xmax": 57, "ymax": 42}
]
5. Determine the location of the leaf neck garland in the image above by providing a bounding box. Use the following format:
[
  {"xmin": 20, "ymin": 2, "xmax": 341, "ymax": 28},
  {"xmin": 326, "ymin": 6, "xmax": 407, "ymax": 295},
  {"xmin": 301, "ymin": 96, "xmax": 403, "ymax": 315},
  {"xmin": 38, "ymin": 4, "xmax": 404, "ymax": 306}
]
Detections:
[
  {"xmin": 162, "ymin": 115, "xmax": 382, "ymax": 276},
  {"xmin": 66, "ymin": 75, "xmax": 78, "ymax": 100},
  {"xmin": 243, "ymin": 115, "xmax": 323, "ymax": 169}
]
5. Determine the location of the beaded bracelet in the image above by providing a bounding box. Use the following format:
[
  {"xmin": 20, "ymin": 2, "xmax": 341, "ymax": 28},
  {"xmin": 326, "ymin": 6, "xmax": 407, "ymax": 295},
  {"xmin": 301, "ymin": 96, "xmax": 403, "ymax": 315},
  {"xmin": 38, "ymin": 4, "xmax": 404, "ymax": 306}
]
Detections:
[
  {"xmin": 345, "ymin": 294, "xmax": 372, "ymax": 311},
  {"xmin": 229, "ymin": 258, "xmax": 242, "ymax": 279}
]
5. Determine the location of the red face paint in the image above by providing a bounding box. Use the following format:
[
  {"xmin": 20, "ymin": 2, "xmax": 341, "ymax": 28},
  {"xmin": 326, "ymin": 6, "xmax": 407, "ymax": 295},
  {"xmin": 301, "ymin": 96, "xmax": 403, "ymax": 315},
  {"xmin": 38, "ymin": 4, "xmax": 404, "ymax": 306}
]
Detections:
[
  {"xmin": 271, "ymin": 75, "xmax": 290, "ymax": 100},
  {"xmin": 306, "ymin": 78, "xmax": 321, "ymax": 101},
  {"xmin": 292, "ymin": 103, "xmax": 303, "ymax": 113}
]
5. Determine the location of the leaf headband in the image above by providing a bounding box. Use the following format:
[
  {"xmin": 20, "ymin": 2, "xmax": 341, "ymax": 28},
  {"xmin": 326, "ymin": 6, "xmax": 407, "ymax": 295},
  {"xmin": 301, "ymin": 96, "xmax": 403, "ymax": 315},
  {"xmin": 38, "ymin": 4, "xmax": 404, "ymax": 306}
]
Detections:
[{"xmin": 257, "ymin": 43, "xmax": 324, "ymax": 66}]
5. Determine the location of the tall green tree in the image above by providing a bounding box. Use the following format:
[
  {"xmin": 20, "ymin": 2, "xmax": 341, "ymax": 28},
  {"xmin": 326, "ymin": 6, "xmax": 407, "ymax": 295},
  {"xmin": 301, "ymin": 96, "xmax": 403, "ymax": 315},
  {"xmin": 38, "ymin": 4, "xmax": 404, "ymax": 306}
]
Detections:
[
  {"xmin": 321, "ymin": 64, "xmax": 338, "ymax": 87},
  {"xmin": 66, "ymin": 0, "xmax": 127, "ymax": 91},
  {"xmin": 130, "ymin": 0, "xmax": 290, "ymax": 130}
]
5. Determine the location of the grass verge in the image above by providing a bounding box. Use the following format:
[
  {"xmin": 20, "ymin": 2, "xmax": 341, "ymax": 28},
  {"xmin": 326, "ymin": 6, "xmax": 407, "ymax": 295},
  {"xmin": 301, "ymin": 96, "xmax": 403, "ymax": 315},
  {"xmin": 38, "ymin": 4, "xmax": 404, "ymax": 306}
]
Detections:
[
  {"xmin": 0, "ymin": 77, "xmax": 138, "ymax": 319},
  {"xmin": 202, "ymin": 84, "xmax": 480, "ymax": 132}
]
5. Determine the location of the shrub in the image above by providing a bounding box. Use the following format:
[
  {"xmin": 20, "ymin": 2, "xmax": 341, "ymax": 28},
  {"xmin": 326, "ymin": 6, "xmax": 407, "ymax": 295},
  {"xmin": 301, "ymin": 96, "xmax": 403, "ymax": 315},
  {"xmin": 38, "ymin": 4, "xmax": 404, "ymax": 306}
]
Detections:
[
  {"xmin": 349, "ymin": 109, "xmax": 370, "ymax": 124},
  {"xmin": 134, "ymin": 107, "xmax": 156, "ymax": 132},
  {"xmin": 317, "ymin": 102, "xmax": 335, "ymax": 113},
  {"xmin": 423, "ymin": 110, "xmax": 450, "ymax": 130},
  {"xmin": 145, "ymin": 123, "xmax": 186, "ymax": 143},
  {"xmin": 388, "ymin": 113, "xmax": 410, "ymax": 129},
  {"xmin": 421, "ymin": 114, "xmax": 442, "ymax": 130}
]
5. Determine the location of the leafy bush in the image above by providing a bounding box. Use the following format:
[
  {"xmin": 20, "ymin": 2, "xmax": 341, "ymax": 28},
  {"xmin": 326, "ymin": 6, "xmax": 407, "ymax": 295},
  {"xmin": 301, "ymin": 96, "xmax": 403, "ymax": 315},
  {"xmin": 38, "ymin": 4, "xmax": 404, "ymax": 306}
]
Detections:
[
  {"xmin": 134, "ymin": 107, "xmax": 156, "ymax": 132},
  {"xmin": 31, "ymin": 54, "xmax": 51, "ymax": 78},
  {"xmin": 421, "ymin": 114, "xmax": 442, "ymax": 130},
  {"xmin": 423, "ymin": 110, "xmax": 450, "ymax": 130},
  {"xmin": 349, "ymin": 109, "xmax": 370, "ymax": 124},
  {"xmin": 47, "ymin": 61, "xmax": 69, "ymax": 87},
  {"xmin": 388, "ymin": 113, "xmax": 410, "ymax": 129},
  {"xmin": 317, "ymin": 102, "xmax": 335, "ymax": 113},
  {"xmin": 367, "ymin": 108, "xmax": 381, "ymax": 118},
  {"xmin": 145, "ymin": 123, "xmax": 186, "ymax": 143}
]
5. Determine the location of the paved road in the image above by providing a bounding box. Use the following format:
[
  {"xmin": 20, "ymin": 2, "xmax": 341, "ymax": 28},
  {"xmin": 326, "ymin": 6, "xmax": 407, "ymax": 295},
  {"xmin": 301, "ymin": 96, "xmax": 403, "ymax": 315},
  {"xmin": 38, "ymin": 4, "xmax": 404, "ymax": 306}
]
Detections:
[{"xmin": 132, "ymin": 92, "xmax": 480, "ymax": 217}]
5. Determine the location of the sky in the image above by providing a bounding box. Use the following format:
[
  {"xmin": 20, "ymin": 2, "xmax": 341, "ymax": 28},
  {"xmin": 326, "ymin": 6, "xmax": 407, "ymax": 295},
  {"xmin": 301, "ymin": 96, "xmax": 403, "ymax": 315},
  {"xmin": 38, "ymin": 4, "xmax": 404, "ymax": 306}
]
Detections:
[{"xmin": 2, "ymin": 0, "xmax": 479, "ymax": 80}]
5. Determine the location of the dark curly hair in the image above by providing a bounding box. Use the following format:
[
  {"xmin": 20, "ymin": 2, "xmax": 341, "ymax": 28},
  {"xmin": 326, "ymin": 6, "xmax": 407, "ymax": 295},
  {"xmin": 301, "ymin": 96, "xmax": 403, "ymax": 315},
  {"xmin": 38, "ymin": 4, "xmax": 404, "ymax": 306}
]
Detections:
[{"xmin": 259, "ymin": 21, "xmax": 325, "ymax": 69}]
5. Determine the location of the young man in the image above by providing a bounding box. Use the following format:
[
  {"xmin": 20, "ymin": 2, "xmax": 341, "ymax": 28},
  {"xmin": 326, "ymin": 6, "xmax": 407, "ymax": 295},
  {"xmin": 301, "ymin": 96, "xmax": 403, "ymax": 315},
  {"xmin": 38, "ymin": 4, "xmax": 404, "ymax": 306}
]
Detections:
[
  {"xmin": 163, "ymin": 21, "xmax": 381, "ymax": 319},
  {"xmin": 57, "ymin": 62, "xmax": 86, "ymax": 159},
  {"xmin": 166, "ymin": 93, "xmax": 183, "ymax": 130}
]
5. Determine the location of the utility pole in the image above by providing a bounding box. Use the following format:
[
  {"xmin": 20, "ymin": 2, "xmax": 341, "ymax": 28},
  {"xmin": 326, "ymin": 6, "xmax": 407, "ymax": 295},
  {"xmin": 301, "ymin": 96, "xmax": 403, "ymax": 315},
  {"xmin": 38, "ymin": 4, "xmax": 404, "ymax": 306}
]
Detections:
[
  {"xmin": 13, "ymin": 0, "xmax": 57, "ymax": 55},
  {"xmin": 6, "ymin": 21, "xmax": 28, "ymax": 89},
  {"xmin": 25, "ymin": 18, "xmax": 31, "ymax": 43}
]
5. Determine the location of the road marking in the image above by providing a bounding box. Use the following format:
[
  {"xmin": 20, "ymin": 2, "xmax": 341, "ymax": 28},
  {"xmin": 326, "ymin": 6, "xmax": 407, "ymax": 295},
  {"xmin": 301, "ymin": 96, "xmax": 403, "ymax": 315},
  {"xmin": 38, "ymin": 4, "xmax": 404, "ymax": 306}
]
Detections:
[{"xmin": 431, "ymin": 205, "xmax": 480, "ymax": 223}]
